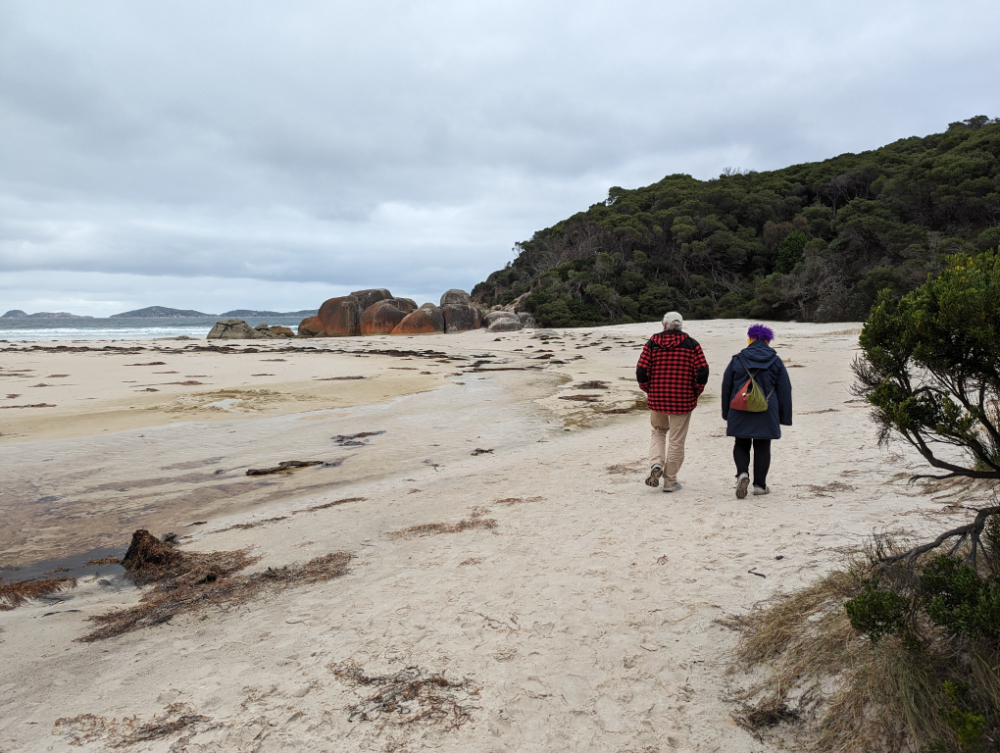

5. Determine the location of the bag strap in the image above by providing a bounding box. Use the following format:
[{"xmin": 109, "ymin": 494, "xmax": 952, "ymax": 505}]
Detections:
[{"xmin": 736, "ymin": 356, "xmax": 776, "ymax": 400}]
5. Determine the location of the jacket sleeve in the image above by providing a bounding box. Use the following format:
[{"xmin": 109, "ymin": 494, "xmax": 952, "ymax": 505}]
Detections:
[
  {"xmin": 635, "ymin": 343, "xmax": 652, "ymax": 392},
  {"xmin": 720, "ymin": 359, "xmax": 733, "ymax": 421},
  {"xmin": 693, "ymin": 345, "xmax": 709, "ymax": 396},
  {"xmin": 776, "ymin": 359, "xmax": 793, "ymax": 426}
]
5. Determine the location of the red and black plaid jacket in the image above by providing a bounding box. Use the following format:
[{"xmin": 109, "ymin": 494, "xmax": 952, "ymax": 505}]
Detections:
[{"xmin": 635, "ymin": 331, "xmax": 709, "ymax": 413}]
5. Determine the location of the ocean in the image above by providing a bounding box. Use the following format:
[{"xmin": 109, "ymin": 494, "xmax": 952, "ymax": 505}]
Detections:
[{"xmin": 0, "ymin": 316, "xmax": 308, "ymax": 342}]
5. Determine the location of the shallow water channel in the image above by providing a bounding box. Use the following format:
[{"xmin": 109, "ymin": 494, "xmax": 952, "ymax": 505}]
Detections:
[{"xmin": 0, "ymin": 370, "xmax": 564, "ymax": 576}]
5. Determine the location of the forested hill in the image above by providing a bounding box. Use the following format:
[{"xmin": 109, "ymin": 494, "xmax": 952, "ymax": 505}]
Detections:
[{"xmin": 472, "ymin": 117, "xmax": 1000, "ymax": 325}]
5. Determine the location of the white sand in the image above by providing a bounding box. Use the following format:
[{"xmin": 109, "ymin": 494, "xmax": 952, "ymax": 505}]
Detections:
[{"xmin": 0, "ymin": 321, "xmax": 967, "ymax": 752}]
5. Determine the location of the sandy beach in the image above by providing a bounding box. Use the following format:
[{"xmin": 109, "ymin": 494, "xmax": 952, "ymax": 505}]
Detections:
[{"xmin": 0, "ymin": 321, "xmax": 967, "ymax": 752}]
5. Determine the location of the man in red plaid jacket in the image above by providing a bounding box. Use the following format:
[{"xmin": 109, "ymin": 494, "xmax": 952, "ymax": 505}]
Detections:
[{"xmin": 635, "ymin": 311, "xmax": 709, "ymax": 492}]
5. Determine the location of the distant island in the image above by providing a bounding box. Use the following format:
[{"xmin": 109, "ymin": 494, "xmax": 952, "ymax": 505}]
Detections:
[
  {"xmin": 2, "ymin": 306, "xmax": 320, "ymax": 320},
  {"xmin": 1, "ymin": 310, "xmax": 94, "ymax": 320},
  {"xmin": 220, "ymin": 309, "xmax": 318, "ymax": 318},
  {"xmin": 110, "ymin": 306, "xmax": 215, "ymax": 318}
]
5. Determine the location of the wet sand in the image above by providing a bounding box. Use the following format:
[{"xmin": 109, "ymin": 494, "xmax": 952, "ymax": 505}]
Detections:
[{"xmin": 0, "ymin": 321, "xmax": 967, "ymax": 752}]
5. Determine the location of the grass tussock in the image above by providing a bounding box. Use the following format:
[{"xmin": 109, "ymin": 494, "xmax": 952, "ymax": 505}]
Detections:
[
  {"xmin": 734, "ymin": 532, "xmax": 1000, "ymax": 752},
  {"xmin": 80, "ymin": 529, "xmax": 351, "ymax": 641},
  {"xmin": 329, "ymin": 659, "xmax": 480, "ymax": 732},
  {"xmin": 53, "ymin": 703, "xmax": 213, "ymax": 748},
  {"xmin": 386, "ymin": 518, "xmax": 497, "ymax": 540},
  {"xmin": 0, "ymin": 575, "xmax": 76, "ymax": 610}
]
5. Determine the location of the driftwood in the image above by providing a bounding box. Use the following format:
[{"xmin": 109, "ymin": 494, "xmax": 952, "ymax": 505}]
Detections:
[{"xmin": 245, "ymin": 460, "xmax": 322, "ymax": 476}]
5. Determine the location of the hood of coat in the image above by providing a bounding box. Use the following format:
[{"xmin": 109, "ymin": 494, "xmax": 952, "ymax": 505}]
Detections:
[
  {"xmin": 735, "ymin": 340, "xmax": 779, "ymax": 370},
  {"xmin": 649, "ymin": 331, "xmax": 689, "ymax": 349}
]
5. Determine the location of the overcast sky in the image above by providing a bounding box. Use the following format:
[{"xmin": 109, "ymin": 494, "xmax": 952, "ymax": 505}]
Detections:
[{"xmin": 1, "ymin": 0, "xmax": 998, "ymax": 315}]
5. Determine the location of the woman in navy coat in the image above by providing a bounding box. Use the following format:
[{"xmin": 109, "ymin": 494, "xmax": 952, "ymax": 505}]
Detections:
[{"xmin": 720, "ymin": 324, "xmax": 793, "ymax": 498}]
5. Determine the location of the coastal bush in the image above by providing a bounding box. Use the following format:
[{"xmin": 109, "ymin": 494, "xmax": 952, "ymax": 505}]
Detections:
[
  {"xmin": 473, "ymin": 118, "xmax": 1000, "ymax": 326},
  {"xmin": 734, "ymin": 251, "xmax": 1000, "ymax": 752}
]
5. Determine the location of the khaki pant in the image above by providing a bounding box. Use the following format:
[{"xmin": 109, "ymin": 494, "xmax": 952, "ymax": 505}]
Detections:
[{"xmin": 648, "ymin": 411, "xmax": 692, "ymax": 485}]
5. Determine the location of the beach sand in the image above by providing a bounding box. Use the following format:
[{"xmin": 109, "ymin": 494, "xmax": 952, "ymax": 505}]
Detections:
[{"xmin": 0, "ymin": 321, "xmax": 969, "ymax": 752}]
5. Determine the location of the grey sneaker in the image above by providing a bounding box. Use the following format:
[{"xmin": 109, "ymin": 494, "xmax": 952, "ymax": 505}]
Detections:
[
  {"xmin": 662, "ymin": 481, "xmax": 682, "ymax": 493},
  {"xmin": 735, "ymin": 473, "xmax": 750, "ymax": 499},
  {"xmin": 753, "ymin": 485, "xmax": 771, "ymax": 496},
  {"xmin": 645, "ymin": 464, "xmax": 663, "ymax": 488}
]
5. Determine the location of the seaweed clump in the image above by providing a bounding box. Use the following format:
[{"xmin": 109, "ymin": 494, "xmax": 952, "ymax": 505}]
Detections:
[
  {"xmin": 80, "ymin": 529, "xmax": 352, "ymax": 641},
  {"xmin": 330, "ymin": 659, "xmax": 480, "ymax": 732},
  {"xmin": 54, "ymin": 703, "xmax": 213, "ymax": 748},
  {"xmin": 0, "ymin": 575, "xmax": 76, "ymax": 610}
]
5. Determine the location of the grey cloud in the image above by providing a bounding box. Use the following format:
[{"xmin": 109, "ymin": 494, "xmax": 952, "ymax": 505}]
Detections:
[{"xmin": 1, "ymin": 0, "xmax": 999, "ymax": 315}]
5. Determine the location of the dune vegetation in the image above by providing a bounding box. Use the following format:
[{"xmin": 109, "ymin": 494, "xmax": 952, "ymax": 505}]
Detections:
[
  {"xmin": 473, "ymin": 117, "xmax": 1000, "ymax": 327},
  {"xmin": 734, "ymin": 251, "xmax": 1000, "ymax": 752}
]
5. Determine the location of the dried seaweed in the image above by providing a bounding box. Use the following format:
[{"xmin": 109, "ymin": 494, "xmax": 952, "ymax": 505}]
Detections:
[
  {"xmin": 732, "ymin": 695, "xmax": 800, "ymax": 732},
  {"xmin": 331, "ymin": 431, "xmax": 385, "ymax": 447},
  {"xmin": 470, "ymin": 448, "xmax": 494, "ymax": 456},
  {"xmin": 802, "ymin": 481, "xmax": 856, "ymax": 496},
  {"xmin": 293, "ymin": 496, "xmax": 367, "ymax": 513},
  {"xmin": 80, "ymin": 549, "xmax": 351, "ymax": 642},
  {"xmin": 329, "ymin": 659, "xmax": 480, "ymax": 732},
  {"xmin": 573, "ymin": 380, "xmax": 609, "ymax": 389},
  {"xmin": 86, "ymin": 557, "xmax": 120, "ymax": 566},
  {"xmin": 558, "ymin": 394, "xmax": 602, "ymax": 402},
  {"xmin": 494, "ymin": 496, "xmax": 544, "ymax": 505},
  {"xmin": 119, "ymin": 529, "xmax": 188, "ymax": 586},
  {"xmin": 53, "ymin": 703, "xmax": 212, "ymax": 748},
  {"xmin": 214, "ymin": 516, "xmax": 288, "ymax": 531},
  {"xmin": 386, "ymin": 518, "xmax": 497, "ymax": 539},
  {"xmin": 0, "ymin": 575, "xmax": 76, "ymax": 610}
]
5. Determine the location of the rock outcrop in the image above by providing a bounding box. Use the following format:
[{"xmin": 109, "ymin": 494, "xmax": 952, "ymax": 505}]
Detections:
[
  {"xmin": 391, "ymin": 307, "xmax": 445, "ymax": 335},
  {"xmin": 440, "ymin": 288, "xmax": 472, "ymax": 307},
  {"xmin": 396, "ymin": 298, "xmax": 418, "ymax": 313},
  {"xmin": 255, "ymin": 323, "xmax": 295, "ymax": 338},
  {"xmin": 484, "ymin": 310, "xmax": 519, "ymax": 327},
  {"xmin": 208, "ymin": 319, "xmax": 298, "ymax": 339},
  {"xmin": 299, "ymin": 295, "xmax": 363, "ymax": 337},
  {"xmin": 350, "ymin": 288, "xmax": 393, "ymax": 311},
  {"xmin": 298, "ymin": 315, "xmax": 322, "ymax": 337},
  {"xmin": 360, "ymin": 300, "xmax": 409, "ymax": 335},
  {"xmin": 208, "ymin": 319, "xmax": 265, "ymax": 339},
  {"xmin": 295, "ymin": 288, "xmax": 496, "ymax": 337},
  {"xmin": 516, "ymin": 312, "xmax": 537, "ymax": 329},
  {"xmin": 441, "ymin": 303, "xmax": 482, "ymax": 333},
  {"xmin": 487, "ymin": 317, "xmax": 523, "ymax": 333}
]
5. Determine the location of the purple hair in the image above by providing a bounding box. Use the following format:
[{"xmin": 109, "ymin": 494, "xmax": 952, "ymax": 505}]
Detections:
[{"xmin": 747, "ymin": 323, "xmax": 774, "ymax": 342}]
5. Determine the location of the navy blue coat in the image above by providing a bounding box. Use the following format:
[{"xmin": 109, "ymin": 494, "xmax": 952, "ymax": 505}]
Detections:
[{"xmin": 720, "ymin": 341, "xmax": 793, "ymax": 439}]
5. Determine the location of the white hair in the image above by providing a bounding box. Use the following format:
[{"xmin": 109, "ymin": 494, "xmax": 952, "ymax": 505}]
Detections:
[{"xmin": 662, "ymin": 311, "xmax": 683, "ymax": 331}]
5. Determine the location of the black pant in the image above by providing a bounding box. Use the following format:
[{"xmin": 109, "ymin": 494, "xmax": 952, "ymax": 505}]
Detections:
[{"xmin": 733, "ymin": 437, "xmax": 771, "ymax": 488}]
